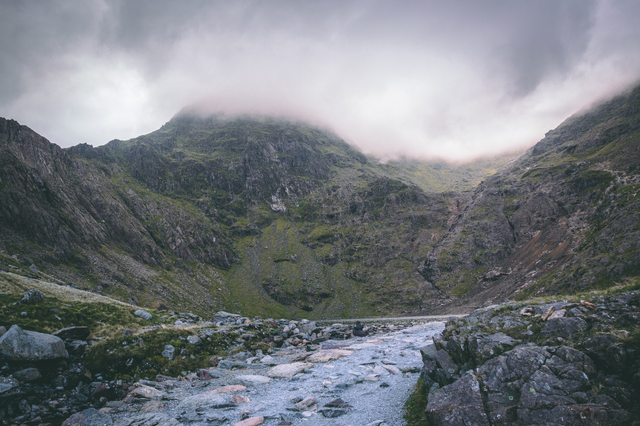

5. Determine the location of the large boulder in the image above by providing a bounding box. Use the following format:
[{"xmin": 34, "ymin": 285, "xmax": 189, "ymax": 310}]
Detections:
[{"xmin": 0, "ymin": 325, "xmax": 68, "ymax": 361}]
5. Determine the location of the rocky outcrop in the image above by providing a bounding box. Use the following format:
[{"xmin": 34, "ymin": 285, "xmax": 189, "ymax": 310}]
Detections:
[
  {"xmin": 418, "ymin": 291, "xmax": 640, "ymax": 425},
  {"xmin": 420, "ymin": 84, "xmax": 640, "ymax": 313}
]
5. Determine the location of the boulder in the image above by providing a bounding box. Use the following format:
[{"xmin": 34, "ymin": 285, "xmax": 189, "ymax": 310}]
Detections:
[
  {"xmin": 19, "ymin": 289, "xmax": 44, "ymax": 304},
  {"xmin": 425, "ymin": 371, "xmax": 490, "ymax": 426},
  {"xmin": 133, "ymin": 309, "xmax": 152, "ymax": 320},
  {"xmin": 0, "ymin": 377, "xmax": 21, "ymax": 398},
  {"xmin": 0, "ymin": 325, "xmax": 68, "ymax": 361},
  {"xmin": 13, "ymin": 367, "xmax": 40, "ymax": 382},
  {"xmin": 466, "ymin": 332, "xmax": 520, "ymax": 364},
  {"xmin": 478, "ymin": 345, "xmax": 604, "ymax": 425},
  {"xmin": 161, "ymin": 344, "xmax": 175, "ymax": 360},
  {"xmin": 542, "ymin": 317, "xmax": 588, "ymax": 339},
  {"xmin": 214, "ymin": 311, "xmax": 241, "ymax": 324}
]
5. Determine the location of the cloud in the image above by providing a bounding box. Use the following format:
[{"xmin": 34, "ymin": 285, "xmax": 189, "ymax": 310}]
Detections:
[{"xmin": 1, "ymin": 0, "xmax": 639, "ymax": 161}]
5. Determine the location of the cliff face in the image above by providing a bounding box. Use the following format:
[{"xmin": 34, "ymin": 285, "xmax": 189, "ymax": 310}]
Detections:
[{"xmin": 1, "ymin": 84, "xmax": 639, "ymax": 317}]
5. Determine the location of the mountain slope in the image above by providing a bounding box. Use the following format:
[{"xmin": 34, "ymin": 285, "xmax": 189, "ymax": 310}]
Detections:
[{"xmin": 420, "ymin": 83, "xmax": 640, "ymax": 312}]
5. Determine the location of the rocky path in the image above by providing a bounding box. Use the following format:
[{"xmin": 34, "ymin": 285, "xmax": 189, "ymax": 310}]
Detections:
[{"xmin": 71, "ymin": 321, "xmax": 446, "ymax": 426}]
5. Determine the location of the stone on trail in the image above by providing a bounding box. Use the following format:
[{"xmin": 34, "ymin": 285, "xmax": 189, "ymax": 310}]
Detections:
[
  {"xmin": 233, "ymin": 416, "xmax": 264, "ymax": 426},
  {"xmin": 211, "ymin": 384, "xmax": 247, "ymax": 393},
  {"xmin": 116, "ymin": 412, "xmax": 181, "ymax": 425},
  {"xmin": 233, "ymin": 375, "xmax": 272, "ymax": 386},
  {"xmin": 129, "ymin": 385, "xmax": 165, "ymax": 400},
  {"xmin": 373, "ymin": 366, "xmax": 388, "ymax": 375},
  {"xmin": 347, "ymin": 343, "xmax": 376, "ymax": 350},
  {"xmin": 266, "ymin": 362, "xmax": 313, "ymax": 378},
  {"xmin": 295, "ymin": 396, "xmax": 317, "ymax": 410},
  {"xmin": 319, "ymin": 408, "xmax": 347, "ymax": 418},
  {"xmin": 0, "ymin": 325, "xmax": 68, "ymax": 361},
  {"xmin": 178, "ymin": 392, "xmax": 234, "ymax": 409},
  {"xmin": 259, "ymin": 354, "xmax": 278, "ymax": 365},
  {"xmin": 364, "ymin": 374, "xmax": 380, "ymax": 381},
  {"xmin": 306, "ymin": 349, "xmax": 353, "ymax": 362},
  {"xmin": 134, "ymin": 309, "xmax": 153, "ymax": 320},
  {"xmin": 382, "ymin": 365, "xmax": 401, "ymax": 375},
  {"xmin": 232, "ymin": 394, "xmax": 250, "ymax": 404}
]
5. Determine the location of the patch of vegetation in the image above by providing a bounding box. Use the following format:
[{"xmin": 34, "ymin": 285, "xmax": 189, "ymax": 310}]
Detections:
[
  {"xmin": 404, "ymin": 377, "xmax": 430, "ymax": 426},
  {"xmin": 0, "ymin": 293, "xmax": 151, "ymax": 335}
]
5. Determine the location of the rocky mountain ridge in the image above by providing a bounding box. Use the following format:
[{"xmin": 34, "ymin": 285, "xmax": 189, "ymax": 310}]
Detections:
[{"xmin": 0, "ymin": 83, "xmax": 639, "ymax": 317}]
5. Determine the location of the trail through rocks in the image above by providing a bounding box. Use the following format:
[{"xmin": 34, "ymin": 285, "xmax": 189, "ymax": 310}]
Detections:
[{"xmin": 94, "ymin": 321, "xmax": 445, "ymax": 426}]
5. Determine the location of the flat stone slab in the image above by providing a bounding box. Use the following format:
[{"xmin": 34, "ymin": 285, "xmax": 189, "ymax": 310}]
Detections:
[
  {"xmin": 129, "ymin": 385, "xmax": 165, "ymax": 400},
  {"xmin": 178, "ymin": 392, "xmax": 233, "ymax": 409},
  {"xmin": 266, "ymin": 362, "xmax": 313, "ymax": 378},
  {"xmin": 233, "ymin": 416, "xmax": 264, "ymax": 426},
  {"xmin": 307, "ymin": 349, "xmax": 353, "ymax": 362},
  {"xmin": 211, "ymin": 385, "xmax": 247, "ymax": 393},
  {"xmin": 233, "ymin": 375, "xmax": 272, "ymax": 386}
]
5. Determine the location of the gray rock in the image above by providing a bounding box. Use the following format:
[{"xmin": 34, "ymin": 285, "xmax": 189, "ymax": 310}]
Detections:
[
  {"xmin": 426, "ymin": 371, "xmax": 490, "ymax": 426},
  {"xmin": 319, "ymin": 408, "xmax": 347, "ymax": 418},
  {"xmin": 213, "ymin": 311, "xmax": 241, "ymax": 324},
  {"xmin": 0, "ymin": 325, "xmax": 68, "ymax": 361},
  {"xmin": 233, "ymin": 374, "xmax": 272, "ymax": 386},
  {"xmin": 467, "ymin": 332, "xmax": 520, "ymax": 365},
  {"xmin": 0, "ymin": 325, "xmax": 6, "ymax": 337},
  {"xmin": 116, "ymin": 412, "xmax": 181, "ymax": 426},
  {"xmin": 477, "ymin": 345, "xmax": 603, "ymax": 425},
  {"xmin": 433, "ymin": 348, "xmax": 459, "ymax": 384},
  {"xmin": 161, "ymin": 344, "xmax": 175, "ymax": 360},
  {"xmin": 0, "ymin": 377, "xmax": 21, "ymax": 397},
  {"xmin": 61, "ymin": 408, "xmax": 113, "ymax": 425},
  {"xmin": 122, "ymin": 328, "xmax": 133, "ymax": 336},
  {"xmin": 13, "ymin": 367, "xmax": 40, "ymax": 382},
  {"xmin": 541, "ymin": 317, "xmax": 588, "ymax": 339},
  {"xmin": 218, "ymin": 359, "xmax": 264, "ymax": 370},
  {"xmin": 187, "ymin": 335, "xmax": 202, "ymax": 345},
  {"xmin": 134, "ymin": 310, "xmax": 153, "ymax": 320},
  {"xmin": 29, "ymin": 264, "xmax": 38, "ymax": 273},
  {"xmin": 19, "ymin": 289, "xmax": 44, "ymax": 304},
  {"xmin": 178, "ymin": 392, "xmax": 234, "ymax": 409}
]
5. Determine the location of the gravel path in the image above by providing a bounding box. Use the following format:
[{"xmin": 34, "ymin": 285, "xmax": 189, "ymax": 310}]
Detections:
[{"xmin": 107, "ymin": 321, "xmax": 446, "ymax": 426}]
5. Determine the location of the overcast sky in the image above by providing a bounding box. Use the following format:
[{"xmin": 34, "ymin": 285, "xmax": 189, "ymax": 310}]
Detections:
[{"xmin": 1, "ymin": 1, "xmax": 640, "ymax": 161}]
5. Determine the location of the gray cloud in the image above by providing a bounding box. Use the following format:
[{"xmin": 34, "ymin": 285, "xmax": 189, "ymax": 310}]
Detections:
[{"xmin": 1, "ymin": 0, "xmax": 639, "ymax": 161}]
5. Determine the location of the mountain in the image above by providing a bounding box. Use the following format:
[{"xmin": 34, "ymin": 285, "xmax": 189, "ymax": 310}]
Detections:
[{"xmin": 1, "ymin": 83, "xmax": 638, "ymax": 318}]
